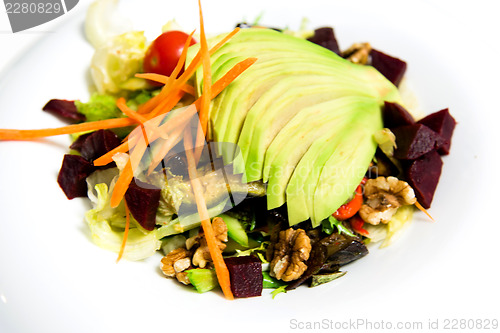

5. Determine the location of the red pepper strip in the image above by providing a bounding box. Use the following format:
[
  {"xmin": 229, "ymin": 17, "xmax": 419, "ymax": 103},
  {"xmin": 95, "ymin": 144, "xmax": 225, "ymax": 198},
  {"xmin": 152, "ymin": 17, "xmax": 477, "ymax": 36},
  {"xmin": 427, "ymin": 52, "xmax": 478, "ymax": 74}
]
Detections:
[
  {"xmin": 333, "ymin": 181, "xmax": 365, "ymax": 220},
  {"xmin": 350, "ymin": 215, "xmax": 369, "ymax": 236}
]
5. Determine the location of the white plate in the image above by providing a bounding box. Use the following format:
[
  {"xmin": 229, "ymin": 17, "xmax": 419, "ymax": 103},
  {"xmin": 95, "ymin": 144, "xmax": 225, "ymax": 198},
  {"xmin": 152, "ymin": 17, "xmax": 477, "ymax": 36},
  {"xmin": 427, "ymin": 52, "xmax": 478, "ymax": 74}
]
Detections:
[{"xmin": 1, "ymin": 1, "xmax": 499, "ymax": 332}]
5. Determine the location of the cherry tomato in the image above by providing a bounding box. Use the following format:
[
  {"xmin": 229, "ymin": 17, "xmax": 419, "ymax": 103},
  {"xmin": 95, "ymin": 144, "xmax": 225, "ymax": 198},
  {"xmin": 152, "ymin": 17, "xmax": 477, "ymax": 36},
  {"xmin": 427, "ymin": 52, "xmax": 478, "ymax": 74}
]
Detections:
[{"xmin": 143, "ymin": 31, "xmax": 197, "ymax": 78}]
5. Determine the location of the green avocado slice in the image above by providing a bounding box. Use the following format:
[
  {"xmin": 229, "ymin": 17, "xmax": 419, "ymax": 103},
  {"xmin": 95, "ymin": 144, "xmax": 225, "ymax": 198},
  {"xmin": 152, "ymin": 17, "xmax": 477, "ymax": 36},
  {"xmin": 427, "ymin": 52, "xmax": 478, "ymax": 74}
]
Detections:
[
  {"xmin": 286, "ymin": 98, "xmax": 381, "ymax": 226},
  {"xmin": 186, "ymin": 28, "xmax": 401, "ymax": 226},
  {"xmin": 213, "ymin": 58, "xmax": 368, "ymax": 149},
  {"xmin": 264, "ymin": 97, "xmax": 363, "ymax": 210},
  {"xmin": 236, "ymin": 75, "xmax": 382, "ymax": 181},
  {"xmin": 312, "ymin": 116, "xmax": 380, "ymax": 224}
]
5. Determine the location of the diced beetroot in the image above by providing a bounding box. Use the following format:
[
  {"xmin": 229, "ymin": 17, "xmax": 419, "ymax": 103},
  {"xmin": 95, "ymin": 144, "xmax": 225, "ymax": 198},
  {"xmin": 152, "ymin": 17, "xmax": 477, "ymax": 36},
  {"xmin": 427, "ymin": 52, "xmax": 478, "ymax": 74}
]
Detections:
[
  {"xmin": 307, "ymin": 27, "xmax": 341, "ymax": 55},
  {"xmin": 42, "ymin": 99, "xmax": 85, "ymax": 123},
  {"xmin": 69, "ymin": 132, "xmax": 93, "ymax": 152},
  {"xmin": 404, "ymin": 150, "xmax": 443, "ymax": 209},
  {"xmin": 392, "ymin": 124, "xmax": 442, "ymax": 160},
  {"xmin": 224, "ymin": 256, "xmax": 263, "ymax": 298},
  {"xmin": 79, "ymin": 130, "xmax": 121, "ymax": 163},
  {"xmin": 417, "ymin": 108, "xmax": 456, "ymax": 155},
  {"xmin": 370, "ymin": 49, "xmax": 407, "ymax": 87},
  {"xmin": 383, "ymin": 102, "xmax": 416, "ymax": 128},
  {"xmin": 125, "ymin": 179, "xmax": 161, "ymax": 231},
  {"xmin": 57, "ymin": 154, "xmax": 96, "ymax": 199}
]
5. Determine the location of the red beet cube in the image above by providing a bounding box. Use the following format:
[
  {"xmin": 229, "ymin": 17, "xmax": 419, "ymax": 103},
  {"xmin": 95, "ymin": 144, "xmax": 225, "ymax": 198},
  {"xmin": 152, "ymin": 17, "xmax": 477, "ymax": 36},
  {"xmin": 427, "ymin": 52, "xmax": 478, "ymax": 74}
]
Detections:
[
  {"xmin": 224, "ymin": 256, "xmax": 263, "ymax": 298},
  {"xmin": 69, "ymin": 132, "xmax": 93, "ymax": 152},
  {"xmin": 383, "ymin": 102, "xmax": 416, "ymax": 128},
  {"xmin": 57, "ymin": 154, "xmax": 96, "ymax": 199},
  {"xmin": 392, "ymin": 124, "xmax": 442, "ymax": 160},
  {"xmin": 307, "ymin": 27, "xmax": 341, "ymax": 55},
  {"xmin": 79, "ymin": 130, "xmax": 121, "ymax": 163},
  {"xmin": 43, "ymin": 99, "xmax": 85, "ymax": 123},
  {"xmin": 417, "ymin": 108, "xmax": 456, "ymax": 155},
  {"xmin": 370, "ymin": 49, "xmax": 407, "ymax": 87},
  {"xmin": 125, "ymin": 179, "xmax": 161, "ymax": 231},
  {"xmin": 404, "ymin": 150, "xmax": 443, "ymax": 209}
]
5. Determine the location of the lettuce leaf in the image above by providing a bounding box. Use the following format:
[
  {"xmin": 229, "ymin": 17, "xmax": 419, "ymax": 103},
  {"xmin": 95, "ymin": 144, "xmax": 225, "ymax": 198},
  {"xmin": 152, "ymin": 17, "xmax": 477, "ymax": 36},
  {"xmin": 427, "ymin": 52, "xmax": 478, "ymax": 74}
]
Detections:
[
  {"xmin": 84, "ymin": 0, "xmax": 133, "ymax": 48},
  {"xmin": 85, "ymin": 176, "xmax": 162, "ymax": 261},
  {"xmin": 90, "ymin": 31, "xmax": 147, "ymax": 94},
  {"xmin": 381, "ymin": 205, "xmax": 414, "ymax": 248},
  {"xmin": 364, "ymin": 205, "xmax": 415, "ymax": 248},
  {"xmin": 75, "ymin": 93, "xmax": 122, "ymax": 122}
]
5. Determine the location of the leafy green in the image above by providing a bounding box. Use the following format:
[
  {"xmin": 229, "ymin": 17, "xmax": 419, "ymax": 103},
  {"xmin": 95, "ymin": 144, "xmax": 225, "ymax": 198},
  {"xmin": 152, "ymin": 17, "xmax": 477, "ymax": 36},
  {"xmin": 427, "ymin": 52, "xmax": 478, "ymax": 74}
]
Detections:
[
  {"xmin": 271, "ymin": 285, "xmax": 287, "ymax": 299},
  {"xmin": 156, "ymin": 199, "xmax": 229, "ymax": 238},
  {"xmin": 234, "ymin": 241, "xmax": 269, "ymax": 263},
  {"xmin": 321, "ymin": 215, "xmax": 356, "ymax": 237},
  {"xmin": 90, "ymin": 31, "xmax": 147, "ymax": 94},
  {"xmin": 187, "ymin": 269, "xmax": 219, "ymax": 293},
  {"xmin": 363, "ymin": 205, "xmax": 415, "ymax": 248},
  {"xmin": 75, "ymin": 93, "xmax": 122, "ymax": 122},
  {"xmin": 262, "ymin": 272, "xmax": 286, "ymax": 289},
  {"xmin": 161, "ymin": 235, "xmax": 187, "ymax": 255},
  {"xmin": 126, "ymin": 89, "xmax": 161, "ymax": 111},
  {"xmin": 84, "ymin": 0, "xmax": 132, "ymax": 48},
  {"xmin": 381, "ymin": 205, "xmax": 414, "ymax": 248},
  {"xmin": 85, "ymin": 182, "xmax": 162, "ymax": 261},
  {"xmin": 373, "ymin": 128, "xmax": 397, "ymax": 157},
  {"xmin": 310, "ymin": 271, "xmax": 346, "ymax": 287}
]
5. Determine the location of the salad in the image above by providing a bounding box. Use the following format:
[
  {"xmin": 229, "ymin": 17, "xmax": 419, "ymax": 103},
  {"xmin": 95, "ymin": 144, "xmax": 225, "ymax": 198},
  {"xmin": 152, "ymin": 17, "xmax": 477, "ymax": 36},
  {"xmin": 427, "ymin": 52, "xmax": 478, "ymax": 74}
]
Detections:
[{"xmin": 0, "ymin": 0, "xmax": 455, "ymax": 299}]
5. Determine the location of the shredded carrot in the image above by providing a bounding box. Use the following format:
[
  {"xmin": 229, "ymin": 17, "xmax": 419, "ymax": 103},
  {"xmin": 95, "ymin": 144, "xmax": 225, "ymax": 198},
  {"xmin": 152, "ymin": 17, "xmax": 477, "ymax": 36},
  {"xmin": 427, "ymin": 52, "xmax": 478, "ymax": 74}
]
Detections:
[
  {"xmin": 136, "ymin": 31, "xmax": 195, "ymax": 115},
  {"xmin": 116, "ymin": 97, "xmax": 148, "ymax": 125},
  {"xmin": 193, "ymin": 0, "xmax": 213, "ymax": 163},
  {"xmin": 116, "ymin": 201, "xmax": 131, "ymax": 262},
  {"xmin": 134, "ymin": 73, "xmax": 196, "ymax": 95},
  {"xmin": 415, "ymin": 201, "xmax": 435, "ymax": 222},
  {"xmin": 92, "ymin": 106, "xmax": 194, "ymax": 167},
  {"xmin": 0, "ymin": 117, "xmax": 136, "ymax": 141},
  {"xmin": 145, "ymin": 27, "xmax": 241, "ymax": 119},
  {"xmin": 183, "ymin": 123, "xmax": 233, "ymax": 300},
  {"xmin": 110, "ymin": 158, "xmax": 134, "ymax": 208},
  {"xmin": 146, "ymin": 105, "xmax": 196, "ymax": 174},
  {"xmin": 194, "ymin": 57, "xmax": 257, "ymax": 110},
  {"xmin": 170, "ymin": 30, "xmax": 195, "ymax": 82},
  {"xmin": 135, "ymin": 57, "xmax": 257, "ymax": 171}
]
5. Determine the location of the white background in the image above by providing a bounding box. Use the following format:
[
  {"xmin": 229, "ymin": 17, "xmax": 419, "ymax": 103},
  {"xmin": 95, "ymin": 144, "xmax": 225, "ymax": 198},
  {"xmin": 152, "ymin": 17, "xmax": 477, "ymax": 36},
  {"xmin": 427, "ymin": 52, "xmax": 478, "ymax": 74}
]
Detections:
[{"xmin": 0, "ymin": 1, "xmax": 499, "ymax": 332}]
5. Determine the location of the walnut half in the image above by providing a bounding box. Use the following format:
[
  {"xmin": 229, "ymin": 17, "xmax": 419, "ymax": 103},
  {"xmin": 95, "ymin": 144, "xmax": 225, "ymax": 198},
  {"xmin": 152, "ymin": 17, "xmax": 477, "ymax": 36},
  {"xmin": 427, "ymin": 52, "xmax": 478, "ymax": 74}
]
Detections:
[
  {"xmin": 269, "ymin": 228, "xmax": 312, "ymax": 282},
  {"xmin": 186, "ymin": 217, "xmax": 228, "ymax": 268},
  {"xmin": 342, "ymin": 42, "xmax": 372, "ymax": 65},
  {"xmin": 160, "ymin": 248, "xmax": 193, "ymax": 285},
  {"xmin": 359, "ymin": 176, "xmax": 416, "ymax": 225}
]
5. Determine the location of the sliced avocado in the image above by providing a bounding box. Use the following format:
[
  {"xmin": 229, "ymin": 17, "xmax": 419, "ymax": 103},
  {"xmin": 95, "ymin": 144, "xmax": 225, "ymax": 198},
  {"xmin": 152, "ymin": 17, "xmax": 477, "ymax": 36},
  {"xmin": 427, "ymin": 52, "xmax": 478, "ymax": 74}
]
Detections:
[
  {"xmin": 237, "ymin": 76, "xmax": 384, "ymax": 181},
  {"xmin": 219, "ymin": 213, "xmax": 248, "ymax": 247},
  {"xmin": 286, "ymin": 98, "xmax": 381, "ymax": 226},
  {"xmin": 212, "ymin": 57, "xmax": 369, "ymax": 147},
  {"xmin": 186, "ymin": 28, "xmax": 402, "ymax": 226},
  {"xmin": 312, "ymin": 105, "xmax": 381, "ymax": 223},
  {"xmin": 264, "ymin": 97, "xmax": 361, "ymax": 210}
]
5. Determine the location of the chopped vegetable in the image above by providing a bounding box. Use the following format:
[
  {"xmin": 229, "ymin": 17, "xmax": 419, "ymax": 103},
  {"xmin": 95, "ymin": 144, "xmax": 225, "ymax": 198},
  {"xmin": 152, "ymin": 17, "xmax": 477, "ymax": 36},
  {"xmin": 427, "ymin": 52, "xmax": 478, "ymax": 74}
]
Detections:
[
  {"xmin": 90, "ymin": 31, "xmax": 147, "ymax": 94},
  {"xmin": 349, "ymin": 215, "xmax": 369, "ymax": 236},
  {"xmin": 43, "ymin": 99, "xmax": 85, "ymax": 123},
  {"xmin": 116, "ymin": 201, "xmax": 131, "ymax": 262},
  {"xmin": 332, "ymin": 181, "xmax": 364, "ymax": 220},
  {"xmin": 184, "ymin": 123, "xmax": 234, "ymax": 300},
  {"xmin": 143, "ymin": 30, "xmax": 197, "ymax": 78},
  {"xmin": 187, "ymin": 269, "xmax": 219, "ymax": 293},
  {"xmin": 310, "ymin": 271, "xmax": 346, "ymax": 287},
  {"xmin": 75, "ymin": 94, "xmax": 122, "ymax": 122},
  {"xmin": 224, "ymin": 256, "xmax": 263, "ymax": 298}
]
